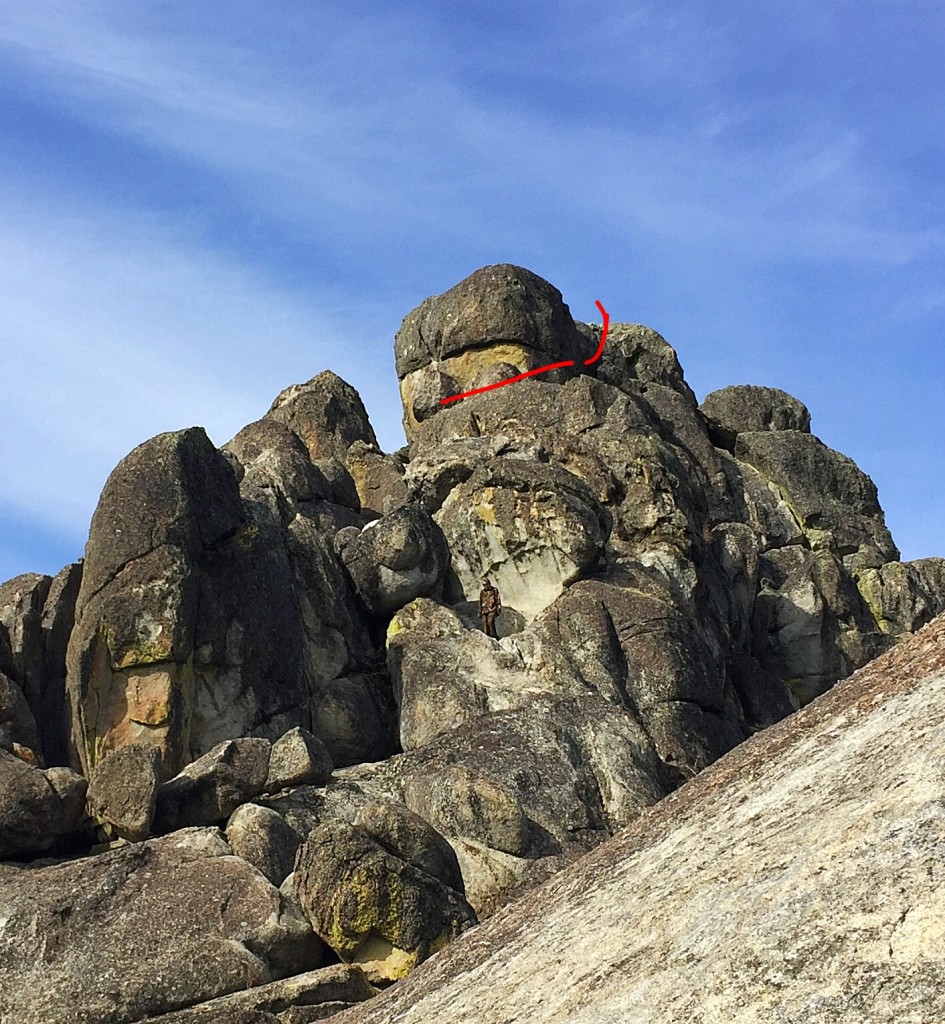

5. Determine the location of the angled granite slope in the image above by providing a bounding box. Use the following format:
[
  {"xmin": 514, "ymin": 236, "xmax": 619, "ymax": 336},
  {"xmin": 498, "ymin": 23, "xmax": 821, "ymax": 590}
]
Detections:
[{"xmin": 333, "ymin": 612, "xmax": 945, "ymax": 1024}]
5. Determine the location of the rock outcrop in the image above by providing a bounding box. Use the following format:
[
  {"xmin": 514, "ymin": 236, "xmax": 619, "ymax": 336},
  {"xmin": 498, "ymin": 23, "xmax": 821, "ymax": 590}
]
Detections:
[
  {"xmin": 2, "ymin": 262, "xmax": 943, "ymax": 1023},
  {"xmin": 0, "ymin": 828, "xmax": 324, "ymax": 1024},
  {"xmin": 331, "ymin": 611, "xmax": 945, "ymax": 1024},
  {"xmin": 0, "ymin": 749, "xmax": 88, "ymax": 856}
]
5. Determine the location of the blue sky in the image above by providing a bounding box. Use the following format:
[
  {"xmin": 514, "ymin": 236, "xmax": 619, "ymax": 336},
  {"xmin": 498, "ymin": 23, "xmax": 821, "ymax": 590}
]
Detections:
[{"xmin": 1, "ymin": 0, "xmax": 942, "ymax": 582}]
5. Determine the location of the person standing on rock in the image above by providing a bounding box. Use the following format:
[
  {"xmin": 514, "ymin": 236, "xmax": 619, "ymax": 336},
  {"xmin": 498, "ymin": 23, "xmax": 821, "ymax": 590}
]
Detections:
[{"xmin": 479, "ymin": 578, "xmax": 501, "ymax": 638}]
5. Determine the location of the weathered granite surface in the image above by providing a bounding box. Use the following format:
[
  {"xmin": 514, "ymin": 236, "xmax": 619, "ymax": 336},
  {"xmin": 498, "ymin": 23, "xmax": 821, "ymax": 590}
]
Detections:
[{"xmin": 333, "ymin": 612, "xmax": 945, "ymax": 1023}]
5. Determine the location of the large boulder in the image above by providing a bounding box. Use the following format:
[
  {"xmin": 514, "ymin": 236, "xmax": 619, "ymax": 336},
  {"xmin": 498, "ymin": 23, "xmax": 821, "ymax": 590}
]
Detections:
[
  {"xmin": 66, "ymin": 427, "xmax": 311, "ymax": 778},
  {"xmin": 332, "ymin": 612, "xmax": 945, "ymax": 1024},
  {"xmin": 341, "ymin": 687, "xmax": 679, "ymax": 914},
  {"xmin": 86, "ymin": 742, "xmax": 163, "ymax": 842},
  {"xmin": 0, "ymin": 669, "xmax": 41, "ymax": 756},
  {"xmin": 126, "ymin": 965, "xmax": 375, "ymax": 1023},
  {"xmin": 224, "ymin": 422, "xmax": 393, "ymax": 772},
  {"xmin": 341, "ymin": 505, "xmax": 450, "ymax": 617},
  {"xmin": 345, "ymin": 440, "xmax": 409, "ymax": 518},
  {"xmin": 261, "ymin": 785, "xmax": 465, "ymax": 897},
  {"xmin": 294, "ymin": 818, "xmax": 476, "ymax": 982},
  {"xmin": 0, "ymin": 827, "xmax": 324, "ymax": 1024},
  {"xmin": 154, "ymin": 737, "xmax": 272, "ymax": 833},
  {"xmin": 226, "ymin": 802, "xmax": 302, "ymax": 886},
  {"xmin": 734, "ymin": 429, "xmax": 898, "ymax": 570},
  {"xmin": 593, "ymin": 321, "xmax": 696, "ymax": 402},
  {"xmin": 266, "ymin": 370, "xmax": 379, "ymax": 466},
  {"xmin": 39, "ymin": 560, "xmax": 83, "ymax": 766},
  {"xmin": 224, "ymin": 419, "xmax": 333, "ymax": 520},
  {"xmin": 395, "ymin": 265, "xmax": 588, "ymax": 439},
  {"xmin": 752, "ymin": 546, "xmax": 889, "ymax": 704},
  {"xmin": 700, "ymin": 384, "xmax": 812, "ymax": 446},
  {"xmin": 264, "ymin": 726, "xmax": 333, "ymax": 792},
  {"xmin": 301, "ymin": 672, "xmax": 395, "ymax": 770},
  {"xmin": 854, "ymin": 557, "xmax": 945, "ymax": 636},
  {"xmin": 0, "ymin": 572, "xmax": 51, "ymax": 744},
  {"xmin": 0, "ymin": 750, "xmax": 87, "ymax": 857},
  {"xmin": 435, "ymin": 458, "xmax": 610, "ymax": 622}
]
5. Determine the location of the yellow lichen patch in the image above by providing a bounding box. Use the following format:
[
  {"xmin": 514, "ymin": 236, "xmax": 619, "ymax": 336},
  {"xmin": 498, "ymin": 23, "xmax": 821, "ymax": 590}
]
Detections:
[
  {"xmin": 385, "ymin": 614, "xmax": 404, "ymax": 648},
  {"xmin": 441, "ymin": 343, "xmax": 534, "ymax": 389},
  {"xmin": 234, "ymin": 520, "xmax": 260, "ymax": 552},
  {"xmin": 854, "ymin": 571, "xmax": 887, "ymax": 632},
  {"xmin": 476, "ymin": 486, "xmax": 497, "ymax": 524}
]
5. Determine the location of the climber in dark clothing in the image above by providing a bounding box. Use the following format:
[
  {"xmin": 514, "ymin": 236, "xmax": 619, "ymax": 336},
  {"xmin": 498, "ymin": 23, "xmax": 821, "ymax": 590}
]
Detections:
[{"xmin": 479, "ymin": 578, "xmax": 501, "ymax": 638}]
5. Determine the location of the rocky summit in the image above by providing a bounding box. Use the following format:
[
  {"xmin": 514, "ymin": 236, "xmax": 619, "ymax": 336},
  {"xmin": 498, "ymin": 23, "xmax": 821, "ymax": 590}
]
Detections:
[{"xmin": 1, "ymin": 263, "xmax": 943, "ymax": 1023}]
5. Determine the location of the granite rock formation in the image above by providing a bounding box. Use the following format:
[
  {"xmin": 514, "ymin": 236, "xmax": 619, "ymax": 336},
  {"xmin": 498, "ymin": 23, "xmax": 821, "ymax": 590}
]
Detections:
[
  {"xmin": 1, "ymin": 262, "xmax": 942, "ymax": 1023},
  {"xmin": 330, "ymin": 611, "xmax": 945, "ymax": 1024}
]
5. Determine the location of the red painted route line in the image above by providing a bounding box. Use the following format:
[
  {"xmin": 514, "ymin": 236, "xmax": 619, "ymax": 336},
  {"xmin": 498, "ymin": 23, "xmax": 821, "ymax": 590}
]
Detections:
[
  {"xmin": 439, "ymin": 301, "xmax": 610, "ymax": 405},
  {"xmin": 584, "ymin": 300, "xmax": 610, "ymax": 365}
]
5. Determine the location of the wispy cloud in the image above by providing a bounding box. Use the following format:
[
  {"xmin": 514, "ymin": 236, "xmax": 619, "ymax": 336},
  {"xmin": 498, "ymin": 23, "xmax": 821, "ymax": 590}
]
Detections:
[
  {"xmin": 0, "ymin": 185, "xmax": 405, "ymax": 549},
  {"xmin": 2, "ymin": 0, "xmax": 935, "ymax": 269},
  {"xmin": 0, "ymin": 0, "xmax": 942, "ymax": 575}
]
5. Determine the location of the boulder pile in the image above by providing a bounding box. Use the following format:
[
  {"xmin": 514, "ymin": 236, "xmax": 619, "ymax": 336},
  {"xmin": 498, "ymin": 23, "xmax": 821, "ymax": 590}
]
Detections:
[{"xmin": 2, "ymin": 263, "xmax": 942, "ymax": 1023}]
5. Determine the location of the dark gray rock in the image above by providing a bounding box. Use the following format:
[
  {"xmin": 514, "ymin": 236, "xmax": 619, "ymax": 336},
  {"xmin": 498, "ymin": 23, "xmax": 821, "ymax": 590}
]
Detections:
[
  {"xmin": 67, "ymin": 427, "xmax": 312, "ymax": 779},
  {"xmin": 734, "ymin": 429, "xmax": 898, "ymax": 569},
  {"xmin": 395, "ymin": 265, "xmax": 587, "ymax": 440},
  {"xmin": 855, "ymin": 557, "xmax": 945, "ymax": 637},
  {"xmin": 226, "ymin": 802, "xmax": 302, "ymax": 885},
  {"xmin": 310, "ymin": 673, "xmax": 398, "ymax": 769},
  {"xmin": 593, "ymin": 321, "xmax": 696, "ymax": 402},
  {"xmin": 0, "ymin": 572, "xmax": 52, "ymax": 743},
  {"xmin": 266, "ymin": 370, "xmax": 379, "ymax": 465},
  {"xmin": 0, "ymin": 669, "xmax": 41, "ymax": 757},
  {"xmin": 265, "ymin": 727, "xmax": 333, "ymax": 792},
  {"xmin": 700, "ymin": 384, "xmax": 812, "ymax": 447},
  {"xmin": 129, "ymin": 965, "xmax": 375, "ymax": 1024},
  {"xmin": 87, "ymin": 742, "xmax": 163, "ymax": 842},
  {"xmin": 312, "ymin": 458, "xmax": 362, "ymax": 511},
  {"xmin": 345, "ymin": 440, "xmax": 409, "ymax": 518},
  {"xmin": 405, "ymin": 365, "xmax": 460, "ymax": 424},
  {"xmin": 39, "ymin": 560, "xmax": 83, "ymax": 766},
  {"xmin": 261, "ymin": 785, "xmax": 463, "ymax": 897},
  {"xmin": 394, "ymin": 264, "xmax": 586, "ymax": 379},
  {"xmin": 341, "ymin": 505, "xmax": 450, "ymax": 617},
  {"xmin": 154, "ymin": 738, "xmax": 272, "ymax": 832},
  {"xmin": 225, "ymin": 419, "xmax": 333, "ymax": 520},
  {"xmin": 351, "ymin": 797, "xmax": 466, "ymax": 894},
  {"xmin": 0, "ymin": 827, "xmax": 323, "ymax": 1024},
  {"xmin": 342, "ymin": 688, "xmax": 680, "ymax": 916},
  {"xmin": 0, "ymin": 749, "xmax": 88, "ymax": 857},
  {"xmin": 752, "ymin": 546, "xmax": 890, "ymax": 704}
]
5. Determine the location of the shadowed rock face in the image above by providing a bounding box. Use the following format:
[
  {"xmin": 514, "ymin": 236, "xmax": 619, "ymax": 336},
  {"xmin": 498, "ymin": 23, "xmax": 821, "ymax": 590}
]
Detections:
[
  {"xmin": 331, "ymin": 612, "xmax": 945, "ymax": 1024},
  {"xmin": 65, "ymin": 427, "xmax": 311, "ymax": 778}
]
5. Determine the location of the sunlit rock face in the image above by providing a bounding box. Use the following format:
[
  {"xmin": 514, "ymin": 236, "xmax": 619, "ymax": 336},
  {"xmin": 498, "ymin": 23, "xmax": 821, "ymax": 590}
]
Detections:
[
  {"xmin": 331, "ymin": 613, "xmax": 945, "ymax": 1024},
  {"xmin": 2, "ymin": 263, "xmax": 943, "ymax": 1023}
]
